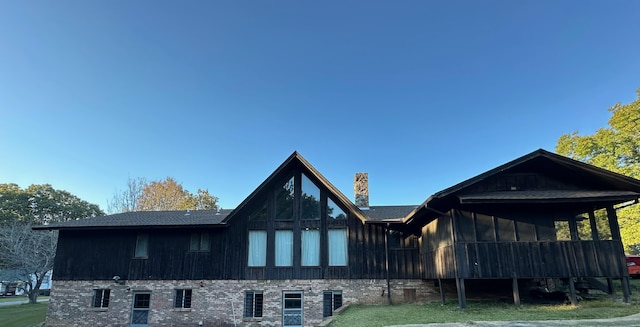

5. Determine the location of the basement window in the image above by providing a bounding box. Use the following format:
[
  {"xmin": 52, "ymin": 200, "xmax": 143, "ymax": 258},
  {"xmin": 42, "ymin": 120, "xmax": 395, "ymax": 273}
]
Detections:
[
  {"xmin": 92, "ymin": 289, "xmax": 110, "ymax": 308},
  {"xmin": 174, "ymin": 289, "xmax": 192, "ymax": 309},
  {"xmin": 244, "ymin": 291, "xmax": 263, "ymax": 318},
  {"xmin": 323, "ymin": 291, "xmax": 342, "ymax": 317}
]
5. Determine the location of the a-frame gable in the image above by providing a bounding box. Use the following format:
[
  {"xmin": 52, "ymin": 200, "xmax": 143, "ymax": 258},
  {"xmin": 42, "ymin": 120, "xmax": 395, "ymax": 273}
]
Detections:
[
  {"xmin": 404, "ymin": 149, "xmax": 640, "ymax": 227},
  {"xmin": 223, "ymin": 151, "xmax": 367, "ymax": 224}
]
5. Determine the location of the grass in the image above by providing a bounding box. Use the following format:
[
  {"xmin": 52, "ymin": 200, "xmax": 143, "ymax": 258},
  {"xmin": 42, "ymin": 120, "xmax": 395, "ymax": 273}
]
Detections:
[
  {"xmin": 0, "ymin": 296, "xmax": 49, "ymax": 303},
  {"xmin": 329, "ymin": 280, "xmax": 640, "ymax": 327},
  {"xmin": 0, "ymin": 303, "xmax": 47, "ymax": 327}
]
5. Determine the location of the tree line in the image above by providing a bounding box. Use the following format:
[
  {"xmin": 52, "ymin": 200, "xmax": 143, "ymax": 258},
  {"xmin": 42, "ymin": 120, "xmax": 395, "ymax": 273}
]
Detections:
[{"xmin": 0, "ymin": 177, "xmax": 218, "ymax": 304}]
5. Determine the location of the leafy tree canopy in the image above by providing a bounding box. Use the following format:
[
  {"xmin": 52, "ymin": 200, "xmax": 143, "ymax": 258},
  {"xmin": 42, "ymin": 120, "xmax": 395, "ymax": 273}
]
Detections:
[
  {"xmin": 556, "ymin": 88, "xmax": 640, "ymax": 253},
  {"xmin": 108, "ymin": 177, "xmax": 219, "ymax": 213},
  {"xmin": 0, "ymin": 183, "xmax": 104, "ymax": 225}
]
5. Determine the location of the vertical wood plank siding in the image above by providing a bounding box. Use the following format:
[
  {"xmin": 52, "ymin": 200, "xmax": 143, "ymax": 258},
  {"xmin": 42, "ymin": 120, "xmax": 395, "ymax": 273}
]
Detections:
[
  {"xmin": 453, "ymin": 240, "xmax": 627, "ymax": 279},
  {"xmin": 53, "ymin": 214, "xmax": 423, "ymax": 281}
]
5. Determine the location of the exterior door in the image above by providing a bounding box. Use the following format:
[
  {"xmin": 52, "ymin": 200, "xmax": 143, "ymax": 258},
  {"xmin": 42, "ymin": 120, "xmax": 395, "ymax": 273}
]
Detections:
[
  {"xmin": 131, "ymin": 292, "xmax": 151, "ymax": 327},
  {"xmin": 282, "ymin": 291, "xmax": 303, "ymax": 327}
]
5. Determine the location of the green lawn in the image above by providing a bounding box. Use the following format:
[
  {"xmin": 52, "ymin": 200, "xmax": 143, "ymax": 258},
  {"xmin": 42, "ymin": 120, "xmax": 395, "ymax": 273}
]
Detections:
[
  {"xmin": 0, "ymin": 296, "xmax": 48, "ymax": 303},
  {"xmin": 0, "ymin": 303, "xmax": 47, "ymax": 327},
  {"xmin": 329, "ymin": 280, "xmax": 640, "ymax": 327}
]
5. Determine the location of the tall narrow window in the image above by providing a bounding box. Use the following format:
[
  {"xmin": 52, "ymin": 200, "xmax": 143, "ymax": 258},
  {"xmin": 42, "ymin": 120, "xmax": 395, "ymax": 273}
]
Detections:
[
  {"xmin": 244, "ymin": 291, "xmax": 263, "ymax": 318},
  {"xmin": 275, "ymin": 230, "xmax": 293, "ymax": 266},
  {"xmin": 174, "ymin": 289, "xmax": 192, "ymax": 308},
  {"xmin": 190, "ymin": 233, "xmax": 210, "ymax": 252},
  {"xmin": 327, "ymin": 198, "xmax": 346, "ymax": 220},
  {"xmin": 275, "ymin": 177, "xmax": 295, "ymax": 221},
  {"xmin": 301, "ymin": 174, "xmax": 321, "ymax": 220},
  {"xmin": 301, "ymin": 229, "xmax": 320, "ymax": 266},
  {"xmin": 248, "ymin": 231, "xmax": 267, "ymax": 266},
  {"xmin": 92, "ymin": 289, "xmax": 110, "ymax": 308},
  {"xmin": 328, "ymin": 229, "xmax": 348, "ymax": 266},
  {"xmin": 134, "ymin": 234, "xmax": 148, "ymax": 258},
  {"xmin": 323, "ymin": 291, "xmax": 343, "ymax": 317}
]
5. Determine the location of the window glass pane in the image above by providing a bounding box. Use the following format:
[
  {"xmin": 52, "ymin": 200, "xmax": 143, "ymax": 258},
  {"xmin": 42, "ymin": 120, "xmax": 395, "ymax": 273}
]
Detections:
[
  {"xmin": 328, "ymin": 229, "xmax": 348, "ymax": 266},
  {"xmin": 190, "ymin": 233, "xmax": 199, "ymax": 251},
  {"xmin": 133, "ymin": 293, "xmax": 151, "ymax": 308},
  {"xmin": 244, "ymin": 292, "xmax": 255, "ymax": 317},
  {"xmin": 135, "ymin": 234, "xmax": 148, "ymax": 257},
  {"xmin": 200, "ymin": 233, "xmax": 210, "ymax": 251},
  {"xmin": 254, "ymin": 293, "xmax": 263, "ymax": 317},
  {"xmin": 328, "ymin": 198, "xmax": 346, "ymax": 220},
  {"xmin": 301, "ymin": 174, "xmax": 321, "ymax": 220},
  {"xmin": 184, "ymin": 289, "xmax": 192, "ymax": 308},
  {"xmin": 275, "ymin": 177, "xmax": 295, "ymax": 220},
  {"xmin": 301, "ymin": 229, "xmax": 320, "ymax": 266},
  {"xmin": 248, "ymin": 231, "xmax": 267, "ymax": 266},
  {"xmin": 275, "ymin": 230, "xmax": 293, "ymax": 266},
  {"xmin": 250, "ymin": 201, "xmax": 268, "ymax": 221}
]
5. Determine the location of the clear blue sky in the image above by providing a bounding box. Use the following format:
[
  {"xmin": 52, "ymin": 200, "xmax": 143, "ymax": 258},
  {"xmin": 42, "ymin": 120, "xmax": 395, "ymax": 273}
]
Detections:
[{"xmin": 1, "ymin": 1, "xmax": 639, "ymax": 212}]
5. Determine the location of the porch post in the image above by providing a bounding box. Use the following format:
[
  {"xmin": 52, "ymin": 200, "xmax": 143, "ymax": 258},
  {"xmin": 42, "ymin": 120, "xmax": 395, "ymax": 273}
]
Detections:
[
  {"xmin": 512, "ymin": 278, "xmax": 520, "ymax": 307},
  {"xmin": 622, "ymin": 277, "xmax": 631, "ymax": 303},
  {"xmin": 438, "ymin": 279, "xmax": 446, "ymax": 304},
  {"xmin": 588, "ymin": 210, "xmax": 600, "ymax": 241},
  {"xmin": 567, "ymin": 277, "xmax": 578, "ymax": 305},
  {"xmin": 456, "ymin": 278, "xmax": 467, "ymax": 309}
]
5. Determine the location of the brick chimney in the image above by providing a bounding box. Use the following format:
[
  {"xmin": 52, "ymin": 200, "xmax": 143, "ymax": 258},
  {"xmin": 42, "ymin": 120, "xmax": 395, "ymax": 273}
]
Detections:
[{"xmin": 354, "ymin": 173, "xmax": 369, "ymax": 209}]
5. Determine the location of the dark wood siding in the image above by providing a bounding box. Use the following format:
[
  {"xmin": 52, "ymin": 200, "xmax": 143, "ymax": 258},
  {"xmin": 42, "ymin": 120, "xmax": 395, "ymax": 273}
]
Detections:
[{"xmin": 454, "ymin": 240, "xmax": 627, "ymax": 278}]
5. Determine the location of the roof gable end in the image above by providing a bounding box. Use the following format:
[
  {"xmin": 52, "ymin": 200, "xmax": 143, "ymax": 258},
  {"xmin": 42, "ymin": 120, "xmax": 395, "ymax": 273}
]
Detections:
[{"xmin": 223, "ymin": 151, "xmax": 367, "ymax": 223}]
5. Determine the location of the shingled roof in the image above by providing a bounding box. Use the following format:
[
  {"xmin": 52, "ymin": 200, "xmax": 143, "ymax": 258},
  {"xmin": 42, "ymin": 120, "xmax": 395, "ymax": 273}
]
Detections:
[{"xmin": 33, "ymin": 209, "xmax": 234, "ymax": 230}]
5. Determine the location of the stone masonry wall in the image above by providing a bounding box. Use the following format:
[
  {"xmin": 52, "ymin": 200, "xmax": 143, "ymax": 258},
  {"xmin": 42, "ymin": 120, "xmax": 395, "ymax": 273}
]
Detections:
[{"xmin": 46, "ymin": 279, "xmax": 438, "ymax": 327}]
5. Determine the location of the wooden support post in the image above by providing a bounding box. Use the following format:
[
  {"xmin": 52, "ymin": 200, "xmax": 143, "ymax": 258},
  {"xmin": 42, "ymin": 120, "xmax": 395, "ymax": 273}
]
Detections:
[
  {"xmin": 607, "ymin": 278, "xmax": 614, "ymax": 294},
  {"xmin": 622, "ymin": 277, "xmax": 631, "ymax": 303},
  {"xmin": 456, "ymin": 278, "xmax": 466, "ymax": 309},
  {"xmin": 588, "ymin": 210, "xmax": 599, "ymax": 241},
  {"xmin": 606, "ymin": 206, "xmax": 622, "ymax": 241},
  {"xmin": 438, "ymin": 279, "xmax": 446, "ymax": 304},
  {"xmin": 567, "ymin": 277, "xmax": 578, "ymax": 305},
  {"xmin": 512, "ymin": 278, "xmax": 520, "ymax": 307}
]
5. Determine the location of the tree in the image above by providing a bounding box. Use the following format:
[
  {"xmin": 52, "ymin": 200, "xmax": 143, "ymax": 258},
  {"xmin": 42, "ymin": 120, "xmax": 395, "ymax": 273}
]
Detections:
[
  {"xmin": 106, "ymin": 177, "xmax": 147, "ymax": 214},
  {"xmin": 0, "ymin": 183, "xmax": 103, "ymax": 303},
  {"xmin": 0, "ymin": 183, "xmax": 104, "ymax": 224},
  {"xmin": 556, "ymin": 88, "xmax": 640, "ymax": 253},
  {"xmin": 0, "ymin": 222, "xmax": 57, "ymax": 303},
  {"xmin": 134, "ymin": 177, "xmax": 219, "ymax": 211}
]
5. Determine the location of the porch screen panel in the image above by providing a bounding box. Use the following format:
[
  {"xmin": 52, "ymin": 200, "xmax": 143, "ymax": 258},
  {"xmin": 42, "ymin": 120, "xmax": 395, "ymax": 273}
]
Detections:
[
  {"xmin": 301, "ymin": 229, "xmax": 320, "ymax": 266},
  {"xmin": 476, "ymin": 214, "xmax": 495, "ymax": 241},
  {"xmin": 328, "ymin": 229, "xmax": 348, "ymax": 266},
  {"xmin": 248, "ymin": 231, "xmax": 267, "ymax": 266},
  {"xmin": 497, "ymin": 217, "xmax": 515, "ymax": 241}
]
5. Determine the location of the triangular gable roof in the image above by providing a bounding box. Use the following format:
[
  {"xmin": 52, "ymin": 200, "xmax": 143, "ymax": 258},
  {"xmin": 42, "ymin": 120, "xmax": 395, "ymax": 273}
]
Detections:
[
  {"xmin": 222, "ymin": 151, "xmax": 368, "ymax": 223},
  {"xmin": 403, "ymin": 148, "xmax": 640, "ymax": 226}
]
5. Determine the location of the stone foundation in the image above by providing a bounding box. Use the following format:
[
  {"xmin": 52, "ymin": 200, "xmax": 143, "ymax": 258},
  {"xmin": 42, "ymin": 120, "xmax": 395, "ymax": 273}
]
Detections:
[{"xmin": 46, "ymin": 279, "xmax": 438, "ymax": 327}]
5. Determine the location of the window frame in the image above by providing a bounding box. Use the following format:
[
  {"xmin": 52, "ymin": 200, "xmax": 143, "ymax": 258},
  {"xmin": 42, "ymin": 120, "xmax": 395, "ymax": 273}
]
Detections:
[
  {"xmin": 328, "ymin": 228, "xmax": 348, "ymax": 266},
  {"xmin": 244, "ymin": 291, "xmax": 264, "ymax": 318},
  {"xmin": 134, "ymin": 233, "xmax": 149, "ymax": 258},
  {"xmin": 189, "ymin": 232, "xmax": 210, "ymax": 252},
  {"xmin": 248, "ymin": 230, "xmax": 267, "ymax": 267},
  {"xmin": 174, "ymin": 289, "xmax": 192, "ymax": 309},
  {"xmin": 92, "ymin": 289, "xmax": 110, "ymax": 308},
  {"xmin": 323, "ymin": 290, "xmax": 343, "ymax": 317}
]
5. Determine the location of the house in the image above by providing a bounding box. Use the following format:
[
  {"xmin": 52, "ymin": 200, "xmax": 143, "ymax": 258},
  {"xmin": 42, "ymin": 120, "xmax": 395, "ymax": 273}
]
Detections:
[{"xmin": 35, "ymin": 149, "xmax": 638, "ymax": 327}]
